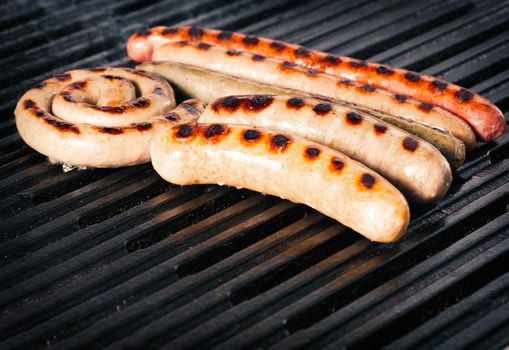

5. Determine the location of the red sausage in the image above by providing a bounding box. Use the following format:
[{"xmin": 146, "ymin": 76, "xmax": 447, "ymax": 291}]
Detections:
[{"xmin": 127, "ymin": 26, "xmax": 506, "ymax": 142}]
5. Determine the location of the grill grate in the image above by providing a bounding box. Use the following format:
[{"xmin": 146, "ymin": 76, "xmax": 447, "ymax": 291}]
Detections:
[{"xmin": 1, "ymin": 0, "xmax": 509, "ymax": 349}]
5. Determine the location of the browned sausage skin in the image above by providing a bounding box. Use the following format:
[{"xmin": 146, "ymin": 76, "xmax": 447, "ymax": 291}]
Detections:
[
  {"xmin": 127, "ymin": 25, "xmax": 505, "ymax": 142},
  {"xmin": 148, "ymin": 40, "xmax": 476, "ymax": 151},
  {"xmin": 15, "ymin": 67, "xmax": 203, "ymax": 168},
  {"xmin": 200, "ymin": 95, "xmax": 452, "ymax": 203},
  {"xmin": 151, "ymin": 122, "xmax": 410, "ymax": 242}
]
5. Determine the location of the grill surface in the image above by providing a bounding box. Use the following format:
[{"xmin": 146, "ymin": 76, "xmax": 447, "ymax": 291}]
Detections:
[{"xmin": 1, "ymin": 0, "xmax": 509, "ymax": 349}]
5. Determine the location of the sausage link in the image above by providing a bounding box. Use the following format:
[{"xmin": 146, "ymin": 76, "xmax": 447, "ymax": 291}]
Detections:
[
  {"xmin": 127, "ymin": 26, "xmax": 505, "ymax": 141},
  {"xmin": 148, "ymin": 41, "xmax": 476, "ymax": 149},
  {"xmin": 138, "ymin": 61, "xmax": 466, "ymax": 168},
  {"xmin": 15, "ymin": 67, "xmax": 203, "ymax": 168},
  {"xmin": 200, "ymin": 95, "xmax": 452, "ymax": 203},
  {"xmin": 151, "ymin": 122, "xmax": 410, "ymax": 242}
]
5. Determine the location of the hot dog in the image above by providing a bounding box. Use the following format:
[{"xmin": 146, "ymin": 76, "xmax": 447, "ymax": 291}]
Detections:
[
  {"xmin": 138, "ymin": 58, "xmax": 467, "ymax": 168},
  {"xmin": 199, "ymin": 95, "xmax": 452, "ymax": 203},
  {"xmin": 151, "ymin": 122, "xmax": 410, "ymax": 242},
  {"xmin": 15, "ymin": 67, "xmax": 204, "ymax": 168},
  {"xmin": 127, "ymin": 26, "xmax": 505, "ymax": 142}
]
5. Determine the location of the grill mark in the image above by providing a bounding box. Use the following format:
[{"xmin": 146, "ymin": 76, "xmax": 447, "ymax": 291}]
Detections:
[
  {"xmin": 135, "ymin": 122, "xmax": 152, "ymax": 131},
  {"xmin": 88, "ymin": 67, "xmax": 106, "ymax": 73},
  {"xmin": 176, "ymin": 124, "xmax": 195, "ymax": 138},
  {"xmin": 213, "ymin": 96, "xmax": 241, "ymax": 112},
  {"xmin": 405, "ymin": 72, "xmax": 421, "ymax": 82},
  {"xmin": 203, "ymin": 123, "xmax": 229, "ymax": 140},
  {"xmin": 304, "ymin": 146, "xmax": 321, "ymax": 160},
  {"xmin": 165, "ymin": 112, "xmax": 180, "ymax": 121},
  {"xmin": 198, "ymin": 42, "xmax": 212, "ymax": 50},
  {"xmin": 376, "ymin": 66, "xmax": 393, "ymax": 75},
  {"xmin": 217, "ymin": 31, "xmax": 233, "ymax": 40},
  {"xmin": 329, "ymin": 157, "xmax": 345, "ymax": 172},
  {"xmin": 252, "ymin": 54, "xmax": 266, "ymax": 61},
  {"xmin": 270, "ymin": 41, "xmax": 286, "ymax": 51},
  {"xmin": 188, "ymin": 27, "xmax": 204, "ymax": 38},
  {"xmin": 338, "ymin": 79, "xmax": 352, "ymax": 86},
  {"xmin": 227, "ymin": 49, "xmax": 241, "ymax": 56},
  {"xmin": 432, "ymin": 80, "xmax": 448, "ymax": 91},
  {"xmin": 360, "ymin": 173, "xmax": 376, "ymax": 189},
  {"xmin": 403, "ymin": 137, "xmax": 419, "ymax": 152},
  {"xmin": 54, "ymin": 73, "xmax": 71, "ymax": 81},
  {"xmin": 346, "ymin": 112, "xmax": 363, "ymax": 125},
  {"xmin": 287, "ymin": 97, "xmax": 305, "ymax": 109},
  {"xmin": 24, "ymin": 100, "xmax": 80, "ymax": 134},
  {"xmin": 69, "ymin": 81, "xmax": 87, "ymax": 90},
  {"xmin": 394, "ymin": 94, "xmax": 408, "ymax": 102},
  {"xmin": 456, "ymin": 88, "xmax": 474, "ymax": 102},
  {"xmin": 92, "ymin": 105, "xmax": 125, "ymax": 113},
  {"xmin": 245, "ymin": 95, "xmax": 274, "ymax": 112},
  {"xmin": 374, "ymin": 124, "xmax": 387, "ymax": 135},
  {"xmin": 98, "ymin": 126, "xmax": 124, "ymax": 135},
  {"xmin": 361, "ymin": 84, "xmax": 376, "ymax": 92},
  {"xmin": 270, "ymin": 134, "xmax": 292, "ymax": 152},
  {"xmin": 419, "ymin": 102, "xmax": 434, "ymax": 111},
  {"xmin": 295, "ymin": 47, "xmax": 311, "ymax": 57},
  {"xmin": 34, "ymin": 82, "xmax": 47, "ymax": 89},
  {"xmin": 307, "ymin": 68, "xmax": 319, "ymax": 76},
  {"xmin": 242, "ymin": 129, "xmax": 262, "ymax": 143},
  {"xmin": 243, "ymin": 35, "xmax": 259, "ymax": 45},
  {"xmin": 313, "ymin": 103, "xmax": 332, "ymax": 115},
  {"xmin": 176, "ymin": 40, "xmax": 189, "ymax": 46},
  {"xmin": 102, "ymin": 75, "xmax": 124, "ymax": 81},
  {"xmin": 182, "ymin": 102, "xmax": 199, "ymax": 114},
  {"xmin": 322, "ymin": 55, "xmax": 341, "ymax": 65},
  {"xmin": 131, "ymin": 98, "xmax": 150, "ymax": 108}
]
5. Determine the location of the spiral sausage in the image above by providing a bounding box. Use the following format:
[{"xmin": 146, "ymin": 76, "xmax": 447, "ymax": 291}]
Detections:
[
  {"xmin": 15, "ymin": 67, "xmax": 204, "ymax": 168},
  {"xmin": 127, "ymin": 25, "xmax": 505, "ymax": 142}
]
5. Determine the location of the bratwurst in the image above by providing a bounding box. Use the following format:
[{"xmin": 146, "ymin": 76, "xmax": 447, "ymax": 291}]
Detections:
[
  {"xmin": 127, "ymin": 25, "xmax": 505, "ymax": 141},
  {"xmin": 151, "ymin": 122, "xmax": 410, "ymax": 242},
  {"xmin": 199, "ymin": 95, "xmax": 452, "ymax": 203}
]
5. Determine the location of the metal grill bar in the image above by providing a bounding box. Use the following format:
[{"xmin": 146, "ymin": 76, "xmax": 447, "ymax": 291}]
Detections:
[{"xmin": 1, "ymin": 0, "xmax": 508, "ymax": 349}]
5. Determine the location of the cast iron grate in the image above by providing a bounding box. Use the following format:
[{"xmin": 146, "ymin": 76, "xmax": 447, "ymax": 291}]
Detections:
[{"xmin": 0, "ymin": 0, "xmax": 508, "ymax": 349}]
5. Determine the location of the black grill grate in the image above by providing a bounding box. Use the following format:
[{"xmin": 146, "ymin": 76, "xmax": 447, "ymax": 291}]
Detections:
[{"xmin": 1, "ymin": 0, "xmax": 509, "ymax": 349}]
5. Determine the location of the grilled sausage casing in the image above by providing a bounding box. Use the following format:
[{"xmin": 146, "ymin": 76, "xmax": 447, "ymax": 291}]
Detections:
[
  {"xmin": 200, "ymin": 95, "xmax": 452, "ymax": 203},
  {"xmin": 151, "ymin": 122, "xmax": 410, "ymax": 242},
  {"xmin": 127, "ymin": 25, "xmax": 505, "ymax": 142},
  {"xmin": 138, "ymin": 61, "xmax": 466, "ymax": 169}
]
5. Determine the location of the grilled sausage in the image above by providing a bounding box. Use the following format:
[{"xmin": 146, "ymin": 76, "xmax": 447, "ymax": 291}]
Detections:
[
  {"xmin": 200, "ymin": 95, "xmax": 452, "ymax": 203},
  {"xmin": 127, "ymin": 26, "xmax": 505, "ymax": 142},
  {"xmin": 149, "ymin": 41, "xmax": 476, "ymax": 150},
  {"xmin": 15, "ymin": 67, "xmax": 203, "ymax": 168},
  {"xmin": 151, "ymin": 122, "xmax": 410, "ymax": 242},
  {"xmin": 138, "ymin": 59, "xmax": 467, "ymax": 168}
]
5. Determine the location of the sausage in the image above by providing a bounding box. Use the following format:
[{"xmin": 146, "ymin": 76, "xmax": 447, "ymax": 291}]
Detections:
[
  {"xmin": 151, "ymin": 122, "xmax": 410, "ymax": 242},
  {"xmin": 138, "ymin": 61, "xmax": 467, "ymax": 168},
  {"xmin": 15, "ymin": 67, "xmax": 203, "ymax": 168},
  {"xmin": 127, "ymin": 26, "xmax": 505, "ymax": 142},
  {"xmin": 199, "ymin": 95, "xmax": 452, "ymax": 203},
  {"xmin": 150, "ymin": 41, "xmax": 476, "ymax": 150}
]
